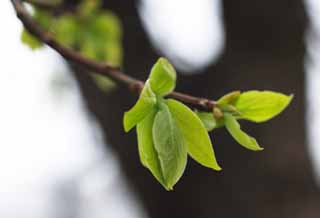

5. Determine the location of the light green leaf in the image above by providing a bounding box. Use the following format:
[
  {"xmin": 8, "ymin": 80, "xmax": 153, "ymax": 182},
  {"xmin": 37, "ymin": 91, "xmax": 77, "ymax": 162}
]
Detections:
[
  {"xmin": 234, "ymin": 91, "xmax": 293, "ymax": 122},
  {"xmin": 195, "ymin": 112, "xmax": 217, "ymax": 131},
  {"xmin": 123, "ymin": 81, "xmax": 157, "ymax": 132},
  {"xmin": 149, "ymin": 58, "xmax": 176, "ymax": 96},
  {"xmin": 195, "ymin": 111, "xmax": 225, "ymax": 131},
  {"xmin": 52, "ymin": 15, "xmax": 79, "ymax": 47},
  {"xmin": 21, "ymin": 29, "xmax": 43, "ymax": 50},
  {"xmin": 224, "ymin": 113, "xmax": 263, "ymax": 151},
  {"xmin": 83, "ymin": 11, "xmax": 123, "ymax": 64},
  {"xmin": 78, "ymin": 0, "xmax": 101, "ymax": 18},
  {"xmin": 217, "ymin": 91, "xmax": 241, "ymax": 105},
  {"xmin": 137, "ymin": 110, "xmax": 166, "ymax": 188},
  {"xmin": 166, "ymin": 99, "xmax": 221, "ymax": 171},
  {"xmin": 152, "ymin": 103, "xmax": 187, "ymax": 190}
]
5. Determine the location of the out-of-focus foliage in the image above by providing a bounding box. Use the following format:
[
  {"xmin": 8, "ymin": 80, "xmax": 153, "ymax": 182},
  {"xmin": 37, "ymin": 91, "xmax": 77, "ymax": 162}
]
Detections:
[{"xmin": 21, "ymin": 0, "xmax": 122, "ymax": 91}]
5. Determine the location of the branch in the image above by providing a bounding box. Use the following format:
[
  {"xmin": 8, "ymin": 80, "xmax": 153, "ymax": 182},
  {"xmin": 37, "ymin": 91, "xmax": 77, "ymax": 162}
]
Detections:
[{"xmin": 11, "ymin": 0, "xmax": 217, "ymax": 110}]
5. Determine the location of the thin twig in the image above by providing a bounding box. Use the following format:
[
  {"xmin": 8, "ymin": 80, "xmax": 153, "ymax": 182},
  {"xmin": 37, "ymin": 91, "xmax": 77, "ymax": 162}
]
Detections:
[{"xmin": 11, "ymin": 0, "xmax": 217, "ymax": 110}]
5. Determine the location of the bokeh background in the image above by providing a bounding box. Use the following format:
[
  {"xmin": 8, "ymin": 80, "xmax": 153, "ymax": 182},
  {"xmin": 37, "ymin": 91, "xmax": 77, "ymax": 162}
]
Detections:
[{"xmin": 1, "ymin": 0, "xmax": 320, "ymax": 218}]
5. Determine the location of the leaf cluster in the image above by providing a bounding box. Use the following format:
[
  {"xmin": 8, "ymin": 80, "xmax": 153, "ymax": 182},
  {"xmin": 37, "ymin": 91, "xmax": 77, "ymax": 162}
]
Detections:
[
  {"xmin": 124, "ymin": 58, "xmax": 292, "ymax": 190},
  {"xmin": 21, "ymin": 0, "xmax": 122, "ymax": 91}
]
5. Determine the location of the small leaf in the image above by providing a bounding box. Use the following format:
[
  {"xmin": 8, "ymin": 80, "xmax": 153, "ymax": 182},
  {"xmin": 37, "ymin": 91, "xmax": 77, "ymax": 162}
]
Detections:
[
  {"xmin": 234, "ymin": 91, "xmax": 293, "ymax": 122},
  {"xmin": 152, "ymin": 103, "xmax": 188, "ymax": 190},
  {"xmin": 224, "ymin": 113, "xmax": 263, "ymax": 151},
  {"xmin": 21, "ymin": 29, "xmax": 43, "ymax": 50},
  {"xmin": 83, "ymin": 11, "xmax": 123, "ymax": 64},
  {"xmin": 51, "ymin": 15, "xmax": 79, "ymax": 47},
  {"xmin": 195, "ymin": 112, "xmax": 217, "ymax": 131},
  {"xmin": 217, "ymin": 91, "xmax": 241, "ymax": 105},
  {"xmin": 137, "ymin": 110, "xmax": 166, "ymax": 188},
  {"xmin": 196, "ymin": 111, "xmax": 225, "ymax": 131},
  {"xmin": 123, "ymin": 81, "xmax": 157, "ymax": 132},
  {"xmin": 166, "ymin": 99, "xmax": 221, "ymax": 171},
  {"xmin": 77, "ymin": 0, "xmax": 101, "ymax": 18},
  {"xmin": 149, "ymin": 58, "xmax": 177, "ymax": 96}
]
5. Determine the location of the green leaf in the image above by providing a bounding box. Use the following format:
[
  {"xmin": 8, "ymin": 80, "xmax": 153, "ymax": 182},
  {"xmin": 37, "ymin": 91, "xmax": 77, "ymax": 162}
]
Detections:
[
  {"xmin": 149, "ymin": 58, "xmax": 176, "ymax": 96},
  {"xmin": 137, "ymin": 110, "xmax": 166, "ymax": 188},
  {"xmin": 224, "ymin": 113, "xmax": 263, "ymax": 151},
  {"xmin": 195, "ymin": 112, "xmax": 217, "ymax": 131},
  {"xmin": 166, "ymin": 99, "xmax": 221, "ymax": 171},
  {"xmin": 51, "ymin": 15, "xmax": 79, "ymax": 47},
  {"xmin": 81, "ymin": 11, "xmax": 123, "ymax": 64},
  {"xmin": 195, "ymin": 111, "xmax": 225, "ymax": 131},
  {"xmin": 234, "ymin": 91, "xmax": 293, "ymax": 122},
  {"xmin": 217, "ymin": 91, "xmax": 241, "ymax": 105},
  {"xmin": 21, "ymin": 29, "xmax": 43, "ymax": 50},
  {"xmin": 78, "ymin": 0, "xmax": 101, "ymax": 18},
  {"xmin": 33, "ymin": 10, "xmax": 54, "ymax": 30},
  {"xmin": 152, "ymin": 103, "xmax": 188, "ymax": 190},
  {"xmin": 123, "ymin": 81, "xmax": 157, "ymax": 132}
]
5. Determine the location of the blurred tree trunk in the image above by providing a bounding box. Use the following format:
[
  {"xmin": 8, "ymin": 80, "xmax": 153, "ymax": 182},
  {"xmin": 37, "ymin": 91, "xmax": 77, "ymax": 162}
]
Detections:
[{"xmin": 73, "ymin": 0, "xmax": 320, "ymax": 218}]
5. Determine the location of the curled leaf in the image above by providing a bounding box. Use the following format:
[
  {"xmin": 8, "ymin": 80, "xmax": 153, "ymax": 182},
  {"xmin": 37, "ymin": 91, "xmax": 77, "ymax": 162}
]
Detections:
[
  {"xmin": 149, "ymin": 58, "xmax": 176, "ymax": 96},
  {"xmin": 224, "ymin": 113, "xmax": 263, "ymax": 151},
  {"xmin": 123, "ymin": 81, "xmax": 157, "ymax": 132}
]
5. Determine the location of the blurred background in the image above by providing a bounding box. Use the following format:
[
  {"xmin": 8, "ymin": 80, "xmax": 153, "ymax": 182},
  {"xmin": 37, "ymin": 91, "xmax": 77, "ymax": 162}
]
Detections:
[{"xmin": 1, "ymin": 0, "xmax": 320, "ymax": 217}]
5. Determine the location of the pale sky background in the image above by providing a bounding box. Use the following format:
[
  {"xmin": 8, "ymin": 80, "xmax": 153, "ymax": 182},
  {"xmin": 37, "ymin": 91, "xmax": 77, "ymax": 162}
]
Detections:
[{"xmin": 0, "ymin": 0, "xmax": 319, "ymax": 217}]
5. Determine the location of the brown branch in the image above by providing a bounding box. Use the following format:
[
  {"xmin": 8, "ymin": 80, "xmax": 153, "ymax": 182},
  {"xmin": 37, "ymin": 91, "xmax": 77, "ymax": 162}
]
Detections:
[{"xmin": 11, "ymin": 0, "xmax": 217, "ymax": 110}]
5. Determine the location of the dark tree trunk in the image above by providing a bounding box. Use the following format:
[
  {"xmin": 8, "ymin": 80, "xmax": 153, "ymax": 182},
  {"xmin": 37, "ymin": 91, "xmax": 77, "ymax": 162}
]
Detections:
[{"xmin": 74, "ymin": 0, "xmax": 320, "ymax": 217}]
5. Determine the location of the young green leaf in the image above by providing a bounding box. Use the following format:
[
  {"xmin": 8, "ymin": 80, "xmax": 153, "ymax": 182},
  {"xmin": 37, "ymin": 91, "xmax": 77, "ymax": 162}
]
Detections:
[
  {"xmin": 51, "ymin": 15, "xmax": 79, "ymax": 47},
  {"xmin": 166, "ymin": 99, "xmax": 221, "ymax": 171},
  {"xmin": 217, "ymin": 91, "xmax": 241, "ymax": 105},
  {"xmin": 195, "ymin": 111, "xmax": 217, "ymax": 131},
  {"xmin": 196, "ymin": 111, "xmax": 226, "ymax": 131},
  {"xmin": 149, "ymin": 58, "xmax": 176, "ymax": 96},
  {"xmin": 137, "ymin": 110, "xmax": 166, "ymax": 188},
  {"xmin": 21, "ymin": 29, "xmax": 43, "ymax": 50},
  {"xmin": 234, "ymin": 91, "xmax": 293, "ymax": 122},
  {"xmin": 152, "ymin": 103, "xmax": 188, "ymax": 190},
  {"xmin": 123, "ymin": 81, "xmax": 157, "ymax": 132},
  {"xmin": 224, "ymin": 113, "xmax": 263, "ymax": 151}
]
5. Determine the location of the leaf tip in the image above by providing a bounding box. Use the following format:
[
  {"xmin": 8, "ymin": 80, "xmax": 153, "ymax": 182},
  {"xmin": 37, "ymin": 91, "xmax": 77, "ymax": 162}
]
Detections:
[
  {"xmin": 213, "ymin": 165, "xmax": 222, "ymax": 171},
  {"xmin": 165, "ymin": 186, "xmax": 174, "ymax": 191},
  {"xmin": 255, "ymin": 146, "xmax": 264, "ymax": 151},
  {"xmin": 288, "ymin": 94, "xmax": 294, "ymax": 103},
  {"xmin": 123, "ymin": 112, "xmax": 133, "ymax": 132}
]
